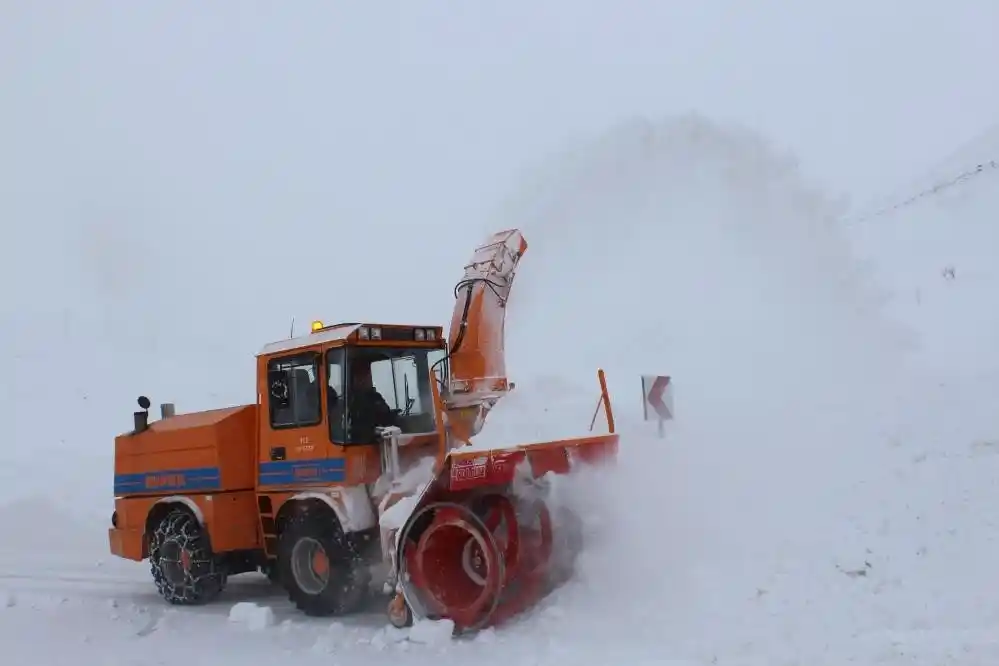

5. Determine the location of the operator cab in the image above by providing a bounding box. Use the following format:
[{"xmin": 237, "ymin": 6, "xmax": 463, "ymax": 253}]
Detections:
[{"xmin": 260, "ymin": 322, "xmax": 447, "ymax": 448}]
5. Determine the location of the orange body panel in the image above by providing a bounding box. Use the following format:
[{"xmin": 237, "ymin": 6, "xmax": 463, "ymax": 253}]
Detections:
[
  {"xmin": 114, "ymin": 405, "xmax": 258, "ymax": 496},
  {"xmin": 109, "ymin": 490, "xmax": 261, "ymax": 561}
]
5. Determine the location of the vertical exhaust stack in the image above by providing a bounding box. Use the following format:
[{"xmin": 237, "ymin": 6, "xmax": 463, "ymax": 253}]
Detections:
[
  {"xmin": 132, "ymin": 395, "xmax": 152, "ymax": 435},
  {"xmin": 160, "ymin": 403, "xmax": 176, "ymax": 419},
  {"xmin": 133, "ymin": 410, "xmax": 148, "ymax": 433}
]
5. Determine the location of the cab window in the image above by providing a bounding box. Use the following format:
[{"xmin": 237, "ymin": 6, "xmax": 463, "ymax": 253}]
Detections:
[
  {"xmin": 267, "ymin": 352, "xmax": 322, "ymax": 429},
  {"xmin": 344, "ymin": 347, "xmax": 445, "ymax": 443},
  {"xmin": 326, "ymin": 347, "xmax": 346, "ymax": 443}
]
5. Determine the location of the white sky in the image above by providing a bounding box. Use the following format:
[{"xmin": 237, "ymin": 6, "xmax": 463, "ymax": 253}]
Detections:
[
  {"xmin": 6, "ymin": 3, "xmax": 995, "ymax": 203},
  {"xmin": 2, "ymin": 1, "xmax": 997, "ymax": 400}
]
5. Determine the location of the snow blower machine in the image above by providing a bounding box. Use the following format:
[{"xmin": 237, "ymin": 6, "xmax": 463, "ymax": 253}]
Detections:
[{"xmin": 107, "ymin": 228, "xmax": 619, "ymax": 635}]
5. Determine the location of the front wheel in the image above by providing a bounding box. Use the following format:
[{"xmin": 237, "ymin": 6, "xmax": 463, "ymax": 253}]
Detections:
[
  {"xmin": 277, "ymin": 511, "xmax": 370, "ymax": 616},
  {"xmin": 149, "ymin": 509, "xmax": 226, "ymax": 605}
]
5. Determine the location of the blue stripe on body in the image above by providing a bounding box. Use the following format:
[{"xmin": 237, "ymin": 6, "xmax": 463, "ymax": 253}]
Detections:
[
  {"xmin": 113, "ymin": 466, "xmax": 222, "ymax": 495},
  {"xmin": 258, "ymin": 458, "xmax": 346, "ymax": 486}
]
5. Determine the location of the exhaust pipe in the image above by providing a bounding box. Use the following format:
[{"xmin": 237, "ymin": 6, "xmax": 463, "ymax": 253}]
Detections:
[
  {"xmin": 133, "ymin": 395, "xmax": 152, "ymax": 434},
  {"xmin": 160, "ymin": 403, "xmax": 176, "ymax": 419},
  {"xmin": 133, "ymin": 410, "xmax": 148, "ymax": 433}
]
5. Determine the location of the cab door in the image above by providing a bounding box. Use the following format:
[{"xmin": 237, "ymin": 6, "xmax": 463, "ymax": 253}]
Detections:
[{"xmin": 258, "ymin": 349, "xmax": 344, "ymax": 488}]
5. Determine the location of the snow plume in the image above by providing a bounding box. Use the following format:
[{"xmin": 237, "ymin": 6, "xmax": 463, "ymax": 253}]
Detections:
[
  {"xmin": 497, "ymin": 114, "xmax": 908, "ymax": 393},
  {"xmin": 480, "ymin": 114, "xmax": 920, "ymax": 659}
]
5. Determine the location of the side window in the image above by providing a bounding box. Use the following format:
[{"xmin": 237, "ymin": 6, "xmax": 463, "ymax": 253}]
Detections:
[
  {"xmin": 326, "ymin": 348, "xmax": 346, "ymax": 443},
  {"xmin": 267, "ymin": 353, "xmax": 322, "ymax": 429}
]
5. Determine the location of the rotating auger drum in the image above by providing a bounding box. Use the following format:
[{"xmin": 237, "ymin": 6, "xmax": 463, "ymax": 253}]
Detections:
[
  {"xmin": 384, "ymin": 366, "xmax": 619, "ymax": 635},
  {"xmin": 393, "ymin": 488, "xmax": 584, "ymax": 634}
]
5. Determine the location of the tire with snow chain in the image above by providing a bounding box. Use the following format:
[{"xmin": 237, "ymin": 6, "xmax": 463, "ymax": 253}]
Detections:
[
  {"xmin": 277, "ymin": 510, "xmax": 370, "ymax": 617},
  {"xmin": 149, "ymin": 509, "xmax": 226, "ymax": 605}
]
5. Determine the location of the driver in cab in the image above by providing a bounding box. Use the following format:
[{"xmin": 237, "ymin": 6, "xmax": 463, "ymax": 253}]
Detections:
[{"xmin": 347, "ymin": 361, "xmax": 398, "ymax": 441}]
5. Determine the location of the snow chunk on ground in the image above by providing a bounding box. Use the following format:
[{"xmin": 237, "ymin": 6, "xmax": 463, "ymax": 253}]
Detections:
[
  {"xmin": 227, "ymin": 602, "xmax": 276, "ymax": 631},
  {"xmin": 311, "ymin": 621, "xmax": 358, "ymax": 653},
  {"xmin": 407, "ymin": 618, "xmax": 454, "ymax": 645}
]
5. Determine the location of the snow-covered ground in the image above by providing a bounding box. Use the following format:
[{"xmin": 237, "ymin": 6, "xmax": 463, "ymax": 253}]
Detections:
[{"xmin": 4, "ymin": 113, "xmax": 999, "ymax": 665}]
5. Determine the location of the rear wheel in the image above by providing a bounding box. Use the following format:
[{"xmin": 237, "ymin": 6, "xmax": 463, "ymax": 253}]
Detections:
[
  {"xmin": 149, "ymin": 509, "xmax": 226, "ymax": 605},
  {"xmin": 277, "ymin": 510, "xmax": 370, "ymax": 616}
]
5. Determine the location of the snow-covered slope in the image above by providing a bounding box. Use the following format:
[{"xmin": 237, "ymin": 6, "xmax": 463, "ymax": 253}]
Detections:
[
  {"xmin": 850, "ymin": 122, "xmax": 999, "ymax": 380},
  {"xmin": 4, "ymin": 115, "xmax": 999, "ymax": 665}
]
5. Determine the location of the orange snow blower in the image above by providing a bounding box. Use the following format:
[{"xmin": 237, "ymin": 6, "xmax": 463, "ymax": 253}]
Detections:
[{"xmin": 107, "ymin": 228, "xmax": 619, "ymax": 635}]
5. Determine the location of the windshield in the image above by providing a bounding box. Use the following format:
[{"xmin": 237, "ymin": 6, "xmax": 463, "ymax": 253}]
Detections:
[{"xmin": 342, "ymin": 346, "xmax": 447, "ymax": 444}]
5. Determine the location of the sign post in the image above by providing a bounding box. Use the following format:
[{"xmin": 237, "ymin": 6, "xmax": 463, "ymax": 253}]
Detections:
[{"xmin": 641, "ymin": 375, "xmax": 673, "ymax": 437}]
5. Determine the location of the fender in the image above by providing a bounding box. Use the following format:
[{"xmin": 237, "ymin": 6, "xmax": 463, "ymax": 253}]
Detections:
[
  {"xmin": 152, "ymin": 495, "xmax": 205, "ymax": 525},
  {"xmin": 288, "ymin": 486, "xmax": 377, "ymax": 533}
]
